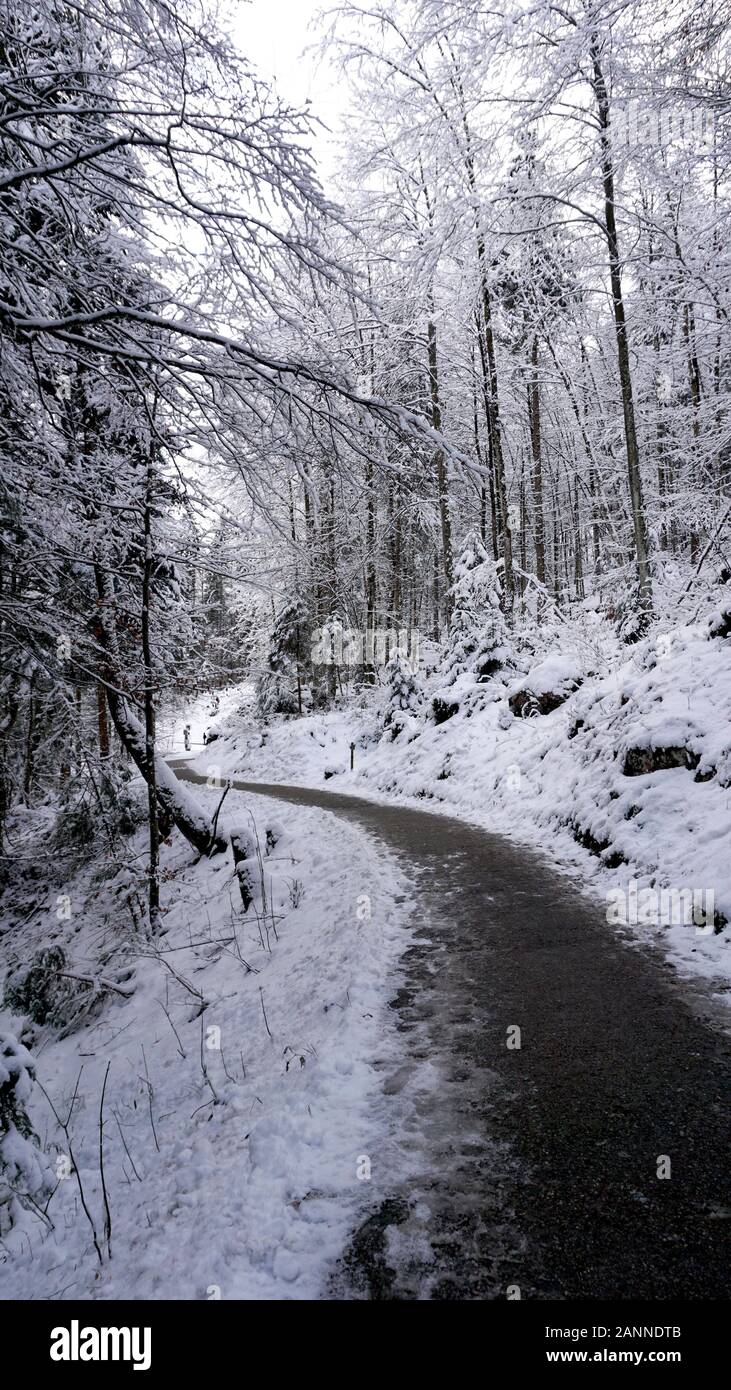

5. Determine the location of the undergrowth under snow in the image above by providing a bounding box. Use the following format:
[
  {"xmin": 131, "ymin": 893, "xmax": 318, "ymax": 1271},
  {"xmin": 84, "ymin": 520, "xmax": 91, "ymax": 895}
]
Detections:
[{"xmin": 0, "ymin": 783, "xmax": 413, "ymax": 1299}]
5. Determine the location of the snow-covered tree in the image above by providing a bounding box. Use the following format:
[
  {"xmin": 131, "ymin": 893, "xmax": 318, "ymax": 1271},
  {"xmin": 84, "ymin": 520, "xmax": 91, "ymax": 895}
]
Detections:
[
  {"xmin": 442, "ymin": 533, "xmax": 511, "ymax": 684},
  {"xmin": 382, "ymin": 652, "xmax": 424, "ymax": 737},
  {"xmin": 257, "ymin": 596, "xmax": 310, "ymax": 718}
]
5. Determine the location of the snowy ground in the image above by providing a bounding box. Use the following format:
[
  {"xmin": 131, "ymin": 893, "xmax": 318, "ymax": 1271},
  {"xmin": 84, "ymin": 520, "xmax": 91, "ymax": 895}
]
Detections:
[
  {"xmin": 186, "ymin": 615, "xmax": 731, "ymax": 1001},
  {"xmin": 0, "ymin": 780, "xmax": 415, "ymax": 1299}
]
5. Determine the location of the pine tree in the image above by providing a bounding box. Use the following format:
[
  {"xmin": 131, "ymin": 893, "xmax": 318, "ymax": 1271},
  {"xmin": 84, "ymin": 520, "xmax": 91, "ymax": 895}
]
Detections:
[
  {"xmin": 442, "ymin": 532, "xmax": 511, "ymax": 685},
  {"xmin": 257, "ymin": 596, "xmax": 309, "ymax": 718},
  {"xmin": 383, "ymin": 651, "xmax": 424, "ymax": 737}
]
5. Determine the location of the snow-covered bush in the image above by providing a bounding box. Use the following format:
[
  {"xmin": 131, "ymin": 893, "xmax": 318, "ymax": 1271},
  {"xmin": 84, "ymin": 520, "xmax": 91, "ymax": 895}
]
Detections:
[
  {"xmin": 257, "ymin": 669, "xmax": 299, "ymax": 719},
  {"xmin": 611, "ymin": 579, "xmax": 651, "ymax": 644},
  {"xmin": 53, "ymin": 766, "xmax": 145, "ymax": 860},
  {"xmin": 707, "ymin": 603, "xmax": 731, "ymax": 641},
  {"xmin": 4, "ymin": 946, "xmax": 72, "ymax": 1027},
  {"xmin": 0, "ymin": 1032, "xmax": 52, "ymax": 1235},
  {"xmin": 3, "ymin": 946, "xmax": 101, "ymax": 1035}
]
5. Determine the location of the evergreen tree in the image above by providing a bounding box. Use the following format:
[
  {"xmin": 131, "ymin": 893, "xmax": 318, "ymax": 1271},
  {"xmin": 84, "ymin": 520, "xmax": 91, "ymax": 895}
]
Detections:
[
  {"xmin": 442, "ymin": 532, "xmax": 511, "ymax": 685},
  {"xmin": 257, "ymin": 596, "xmax": 309, "ymax": 718},
  {"xmin": 382, "ymin": 651, "xmax": 424, "ymax": 737}
]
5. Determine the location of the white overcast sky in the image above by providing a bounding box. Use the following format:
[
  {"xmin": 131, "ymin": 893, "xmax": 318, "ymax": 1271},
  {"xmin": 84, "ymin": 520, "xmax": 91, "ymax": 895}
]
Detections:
[{"xmin": 228, "ymin": 0, "xmax": 346, "ymax": 181}]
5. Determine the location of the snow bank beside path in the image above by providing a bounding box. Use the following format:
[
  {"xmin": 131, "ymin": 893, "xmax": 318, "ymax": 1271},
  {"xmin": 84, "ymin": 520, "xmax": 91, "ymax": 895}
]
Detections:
[{"xmin": 0, "ymin": 787, "xmax": 414, "ymax": 1300}]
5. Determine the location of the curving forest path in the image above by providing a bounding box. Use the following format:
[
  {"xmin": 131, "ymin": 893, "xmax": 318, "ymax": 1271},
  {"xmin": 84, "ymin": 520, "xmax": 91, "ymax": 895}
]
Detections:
[{"xmin": 172, "ymin": 763, "xmax": 731, "ymax": 1301}]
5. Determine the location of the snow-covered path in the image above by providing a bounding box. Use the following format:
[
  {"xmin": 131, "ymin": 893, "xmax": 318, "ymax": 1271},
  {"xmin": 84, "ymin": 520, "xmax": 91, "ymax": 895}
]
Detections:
[{"xmin": 174, "ymin": 763, "xmax": 731, "ymax": 1299}]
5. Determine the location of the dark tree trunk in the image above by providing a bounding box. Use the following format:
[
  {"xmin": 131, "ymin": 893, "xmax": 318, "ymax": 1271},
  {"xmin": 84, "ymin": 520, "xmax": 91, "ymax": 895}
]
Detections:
[
  {"xmin": 475, "ymin": 267, "xmax": 513, "ymax": 605},
  {"xmin": 142, "ymin": 456, "xmax": 161, "ymax": 933},
  {"xmin": 528, "ymin": 335, "xmax": 546, "ymax": 587},
  {"xmin": 97, "ymin": 681, "xmax": 110, "ymax": 759},
  {"xmin": 574, "ymin": 477, "xmax": 585, "ymax": 600},
  {"xmin": 450, "ymin": 63, "xmax": 513, "ymax": 606},
  {"xmin": 23, "ymin": 672, "xmax": 36, "ymax": 804},
  {"xmin": 427, "ymin": 315, "xmax": 454, "ymax": 617},
  {"xmin": 591, "ymin": 38, "xmax": 652, "ymax": 620}
]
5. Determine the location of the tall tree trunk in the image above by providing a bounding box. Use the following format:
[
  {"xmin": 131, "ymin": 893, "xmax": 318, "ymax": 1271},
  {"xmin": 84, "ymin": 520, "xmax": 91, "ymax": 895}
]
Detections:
[
  {"xmin": 97, "ymin": 681, "xmax": 110, "ymax": 759},
  {"xmin": 427, "ymin": 314, "xmax": 454, "ymax": 617},
  {"xmin": 475, "ymin": 256, "xmax": 513, "ymax": 606},
  {"xmin": 552, "ymin": 475, "xmax": 561, "ymax": 604},
  {"xmin": 432, "ymin": 548, "xmax": 441, "ymax": 641},
  {"xmin": 574, "ymin": 477, "xmax": 585, "ymax": 600},
  {"xmin": 591, "ymin": 38, "xmax": 653, "ymax": 620},
  {"xmin": 519, "ymin": 467, "xmax": 527, "ymax": 603},
  {"xmin": 326, "ymin": 473, "xmax": 337, "ymax": 700},
  {"xmin": 364, "ymin": 453, "xmax": 377, "ymax": 683},
  {"xmin": 23, "ymin": 672, "xmax": 36, "ymax": 804},
  {"xmin": 668, "ymin": 197, "xmax": 702, "ymax": 560},
  {"xmin": 391, "ymin": 479, "xmax": 402, "ymax": 626},
  {"xmin": 528, "ymin": 334, "xmax": 546, "ymax": 587},
  {"xmin": 589, "ymin": 467, "xmax": 601, "ymax": 572},
  {"xmin": 683, "ymin": 301, "xmax": 702, "ymax": 563},
  {"xmin": 288, "ymin": 481, "xmax": 303, "ymax": 714},
  {"xmin": 471, "ymin": 367, "xmax": 488, "ymax": 548},
  {"xmin": 475, "ymin": 315, "xmax": 499, "ymax": 561},
  {"xmin": 449, "ymin": 62, "xmax": 514, "ymax": 606},
  {"xmin": 142, "ymin": 455, "xmax": 161, "ymax": 933},
  {"xmin": 0, "ymin": 680, "xmax": 19, "ymax": 856},
  {"xmin": 358, "ymin": 271, "xmax": 378, "ymax": 682}
]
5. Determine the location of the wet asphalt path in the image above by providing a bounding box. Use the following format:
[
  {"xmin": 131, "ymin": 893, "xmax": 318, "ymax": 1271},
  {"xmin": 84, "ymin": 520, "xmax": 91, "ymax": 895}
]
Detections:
[{"xmin": 172, "ymin": 763, "xmax": 731, "ymax": 1300}]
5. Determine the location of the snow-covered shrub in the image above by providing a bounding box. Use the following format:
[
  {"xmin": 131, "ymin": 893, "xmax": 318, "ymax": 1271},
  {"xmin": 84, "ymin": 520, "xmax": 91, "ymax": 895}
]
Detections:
[
  {"xmin": 265, "ymin": 820, "xmax": 284, "ymax": 853},
  {"xmin": 0, "ymin": 1032, "xmax": 52, "ymax": 1234},
  {"xmin": 256, "ymin": 669, "xmax": 298, "ymax": 719},
  {"xmin": 611, "ymin": 580, "xmax": 651, "ymax": 644},
  {"xmin": 53, "ymin": 766, "xmax": 145, "ymax": 860},
  {"xmin": 382, "ymin": 653, "xmax": 424, "ymax": 738},
  {"xmin": 442, "ymin": 533, "xmax": 512, "ymax": 686},
  {"xmin": 323, "ymin": 762, "xmax": 346, "ymax": 779},
  {"xmin": 3, "ymin": 946, "xmax": 95, "ymax": 1034},
  {"xmin": 432, "ymin": 695, "xmax": 460, "ymax": 725},
  {"xmin": 111, "ymin": 774, "xmax": 147, "ymax": 836},
  {"xmin": 707, "ymin": 604, "xmax": 731, "ymax": 641}
]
